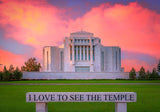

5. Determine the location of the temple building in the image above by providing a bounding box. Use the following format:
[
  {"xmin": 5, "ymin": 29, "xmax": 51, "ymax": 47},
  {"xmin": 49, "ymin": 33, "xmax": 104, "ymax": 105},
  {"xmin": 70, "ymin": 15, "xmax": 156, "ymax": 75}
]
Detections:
[{"xmin": 43, "ymin": 31, "xmax": 124, "ymax": 72}]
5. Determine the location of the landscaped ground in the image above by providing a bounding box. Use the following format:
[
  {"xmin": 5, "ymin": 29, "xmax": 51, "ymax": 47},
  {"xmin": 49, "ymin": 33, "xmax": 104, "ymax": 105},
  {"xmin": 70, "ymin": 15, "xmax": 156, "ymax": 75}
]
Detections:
[{"xmin": 0, "ymin": 84, "xmax": 160, "ymax": 112}]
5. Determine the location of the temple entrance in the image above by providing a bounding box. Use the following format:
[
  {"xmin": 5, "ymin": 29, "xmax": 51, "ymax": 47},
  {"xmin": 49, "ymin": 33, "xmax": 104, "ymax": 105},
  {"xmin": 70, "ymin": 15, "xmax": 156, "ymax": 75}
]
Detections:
[{"xmin": 75, "ymin": 66, "xmax": 90, "ymax": 72}]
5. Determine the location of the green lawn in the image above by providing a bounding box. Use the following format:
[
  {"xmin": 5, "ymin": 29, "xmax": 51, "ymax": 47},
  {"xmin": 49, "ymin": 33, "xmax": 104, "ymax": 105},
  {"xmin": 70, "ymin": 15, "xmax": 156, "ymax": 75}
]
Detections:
[
  {"xmin": 0, "ymin": 79, "xmax": 160, "ymax": 83},
  {"xmin": 0, "ymin": 85, "xmax": 160, "ymax": 112}
]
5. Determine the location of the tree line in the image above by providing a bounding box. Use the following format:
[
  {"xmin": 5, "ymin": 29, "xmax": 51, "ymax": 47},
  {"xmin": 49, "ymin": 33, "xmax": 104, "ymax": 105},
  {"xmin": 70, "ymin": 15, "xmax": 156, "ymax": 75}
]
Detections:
[
  {"xmin": 0, "ymin": 57, "xmax": 160, "ymax": 81},
  {"xmin": 0, "ymin": 65, "xmax": 22, "ymax": 81},
  {"xmin": 129, "ymin": 67, "xmax": 160, "ymax": 80},
  {"xmin": 0, "ymin": 57, "xmax": 41, "ymax": 81}
]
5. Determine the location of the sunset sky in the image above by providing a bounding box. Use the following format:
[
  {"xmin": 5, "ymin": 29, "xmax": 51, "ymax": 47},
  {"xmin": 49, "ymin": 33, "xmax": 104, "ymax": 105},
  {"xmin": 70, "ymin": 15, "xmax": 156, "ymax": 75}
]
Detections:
[{"xmin": 0, "ymin": 0, "xmax": 160, "ymax": 72}]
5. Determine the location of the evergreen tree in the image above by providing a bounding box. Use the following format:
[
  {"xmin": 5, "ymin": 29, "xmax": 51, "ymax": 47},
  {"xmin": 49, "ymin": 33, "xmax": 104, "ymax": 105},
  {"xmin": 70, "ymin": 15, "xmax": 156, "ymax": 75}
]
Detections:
[
  {"xmin": 21, "ymin": 57, "xmax": 41, "ymax": 71},
  {"xmin": 145, "ymin": 70, "xmax": 150, "ymax": 80},
  {"xmin": 129, "ymin": 67, "xmax": 136, "ymax": 79},
  {"xmin": 9, "ymin": 64, "xmax": 14, "ymax": 72},
  {"xmin": 157, "ymin": 60, "xmax": 160, "ymax": 72},
  {"xmin": 3, "ymin": 66, "xmax": 7, "ymax": 72},
  {"xmin": 150, "ymin": 68, "xmax": 159, "ymax": 79},
  {"xmin": 0, "ymin": 71, "xmax": 2, "ymax": 80},
  {"xmin": 13, "ymin": 67, "xmax": 23, "ymax": 80},
  {"xmin": 8, "ymin": 64, "xmax": 15, "ymax": 79},
  {"xmin": 1, "ymin": 65, "xmax": 23, "ymax": 81},
  {"xmin": 2, "ymin": 66, "xmax": 10, "ymax": 81},
  {"xmin": 138, "ymin": 66, "xmax": 146, "ymax": 79}
]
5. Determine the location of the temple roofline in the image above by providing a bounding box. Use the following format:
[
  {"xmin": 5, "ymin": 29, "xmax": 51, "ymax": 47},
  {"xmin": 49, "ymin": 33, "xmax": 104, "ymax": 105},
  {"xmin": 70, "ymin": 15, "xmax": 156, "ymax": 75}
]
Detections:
[{"xmin": 70, "ymin": 30, "xmax": 94, "ymax": 36}]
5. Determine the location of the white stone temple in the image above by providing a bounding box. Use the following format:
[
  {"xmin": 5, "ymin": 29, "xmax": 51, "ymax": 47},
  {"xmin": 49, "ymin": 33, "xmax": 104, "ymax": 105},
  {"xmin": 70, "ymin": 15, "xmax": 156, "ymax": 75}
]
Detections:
[{"xmin": 43, "ymin": 31, "xmax": 124, "ymax": 72}]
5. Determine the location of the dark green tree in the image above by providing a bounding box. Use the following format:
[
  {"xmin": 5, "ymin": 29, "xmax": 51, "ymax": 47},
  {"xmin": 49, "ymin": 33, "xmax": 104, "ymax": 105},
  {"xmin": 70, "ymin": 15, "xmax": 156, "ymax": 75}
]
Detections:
[
  {"xmin": 150, "ymin": 68, "xmax": 159, "ymax": 79},
  {"xmin": 9, "ymin": 64, "xmax": 14, "ymax": 72},
  {"xmin": 3, "ymin": 66, "xmax": 7, "ymax": 72},
  {"xmin": 8, "ymin": 64, "xmax": 15, "ymax": 80},
  {"xmin": 0, "ymin": 71, "xmax": 2, "ymax": 80},
  {"xmin": 129, "ymin": 67, "xmax": 136, "ymax": 80},
  {"xmin": 21, "ymin": 57, "xmax": 41, "ymax": 71},
  {"xmin": 1, "ymin": 65, "xmax": 23, "ymax": 81},
  {"xmin": 138, "ymin": 66, "xmax": 146, "ymax": 79},
  {"xmin": 157, "ymin": 60, "xmax": 160, "ymax": 72},
  {"xmin": 13, "ymin": 67, "xmax": 23, "ymax": 80},
  {"xmin": 2, "ymin": 66, "xmax": 10, "ymax": 81},
  {"xmin": 145, "ymin": 70, "xmax": 150, "ymax": 80}
]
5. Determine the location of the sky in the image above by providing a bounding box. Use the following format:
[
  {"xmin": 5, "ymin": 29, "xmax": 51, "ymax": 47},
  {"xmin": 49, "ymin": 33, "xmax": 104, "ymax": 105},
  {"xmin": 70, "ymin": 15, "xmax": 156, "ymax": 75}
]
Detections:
[{"xmin": 0, "ymin": 0, "xmax": 160, "ymax": 72}]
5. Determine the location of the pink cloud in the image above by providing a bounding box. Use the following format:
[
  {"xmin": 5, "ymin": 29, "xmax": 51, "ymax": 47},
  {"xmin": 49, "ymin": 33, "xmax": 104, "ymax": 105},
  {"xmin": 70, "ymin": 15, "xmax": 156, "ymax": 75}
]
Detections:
[
  {"xmin": 122, "ymin": 59, "xmax": 157, "ymax": 72},
  {"xmin": 0, "ymin": 0, "xmax": 68, "ymax": 46},
  {"xmin": 0, "ymin": 1, "xmax": 159, "ymax": 71},
  {"xmin": 71, "ymin": 2, "xmax": 160, "ymax": 57},
  {"xmin": 0, "ymin": 49, "xmax": 26, "ymax": 70}
]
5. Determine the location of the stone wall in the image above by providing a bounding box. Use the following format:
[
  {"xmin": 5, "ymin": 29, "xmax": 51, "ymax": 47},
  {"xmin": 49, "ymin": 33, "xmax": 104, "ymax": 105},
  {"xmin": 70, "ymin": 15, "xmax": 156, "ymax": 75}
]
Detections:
[{"xmin": 22, "ymin": 72, "xmax": 129, "ymax": 80}]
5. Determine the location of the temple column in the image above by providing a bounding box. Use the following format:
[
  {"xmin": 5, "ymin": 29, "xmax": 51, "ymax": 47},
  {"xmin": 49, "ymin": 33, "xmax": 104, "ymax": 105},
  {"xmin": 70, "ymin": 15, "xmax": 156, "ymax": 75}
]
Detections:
[
  {"xmin": 76, "ymin": 46, "xmax": 78, "ymax": 61},
  {"xmin": 83, "ymin": 46, "xmax": 85, "ymax": 60},
  {"xmin": 87, "ymin": 46, "xmax": 89, "ymax": 60},
  {"xmin": 72, "ymin": 42, "xmax": 74, "ymax": 64},
  {"xmin": 80, "ymin": 46, "xmax": 81, "ymax": 61},
  {"xmin": 90, "ymin": 38, "xmax": 93, "ymax": 72},
  {"xmin": 90, "ymin": 43, "xmax": 93, "ymax": 64},
  {"xmin": 72, "ymin": 39, "xmax": 75, "ymax": 72}
]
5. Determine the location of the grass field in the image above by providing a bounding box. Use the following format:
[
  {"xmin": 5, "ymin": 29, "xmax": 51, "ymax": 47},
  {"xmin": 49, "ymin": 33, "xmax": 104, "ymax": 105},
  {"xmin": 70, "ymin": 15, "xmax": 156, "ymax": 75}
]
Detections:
[
  {"xmin": 0, "ymin": 79, "xmax": 160, "ymax": 83},
  {"xmin": 0, "ymin": 84, "xmax": 160, "ymax": 112}
]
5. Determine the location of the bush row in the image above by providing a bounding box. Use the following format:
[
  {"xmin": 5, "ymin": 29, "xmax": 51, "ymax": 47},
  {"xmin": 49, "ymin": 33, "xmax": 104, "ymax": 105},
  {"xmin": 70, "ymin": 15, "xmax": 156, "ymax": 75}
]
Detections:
[{"xmin": 0, "ymin": 65, "xmax": 23, "ymax": 81}]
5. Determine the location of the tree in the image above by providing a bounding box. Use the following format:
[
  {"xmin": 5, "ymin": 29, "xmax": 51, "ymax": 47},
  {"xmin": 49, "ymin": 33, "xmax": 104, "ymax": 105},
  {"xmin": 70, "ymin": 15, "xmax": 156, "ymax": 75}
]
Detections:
[
  {"xmin": 3, "ymin": 66, "xmax": 7, "ymax": 72},
  {"xmin": 21, "ymin": 57, "xmax": 41, "ymax": 71},
  {"xmin": 129, "ymin": 67, "xmax": 136, "ymax": 80},
  {"xmin": 13, "ymin": 67, "xmax": 23, "ymax": 80},
  {"xmin": 9, "ymin": 64, "xmax": 14, "ymax": 72},
  {"xmin": 138, "ymin": 66, "xmax": 146, "ymax": 79},
  {"xmin": 1, "ymin": 65, "xmax": 23, "ymax": 81},
  {"xmin": 145, "ymin": 70, "xmax": 150, "ymax": 80},
  {"xmin": 150, "ymin": 68, "xmax": 159, "ymax": 79},
  {"xmin": 8, "ymin": 64, "xmax": 15, "ymax": 80},
  {"xmin": 157, "ymin": 60, "xmax": 160, "ymax": 72},
  {"xmin": 2, "ymin": 66, "xmax": 10, "ymax": 81},
  {"xmin": 0, "ymin": 71, "xmax": 2, "ymax": 80}
]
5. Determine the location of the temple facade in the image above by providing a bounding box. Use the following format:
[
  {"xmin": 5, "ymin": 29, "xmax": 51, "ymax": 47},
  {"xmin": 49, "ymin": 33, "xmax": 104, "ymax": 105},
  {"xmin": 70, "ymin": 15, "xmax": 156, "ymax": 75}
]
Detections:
[{"xmin": 43, "ymin": 31, "xmax": 124, "ymax": 72}]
